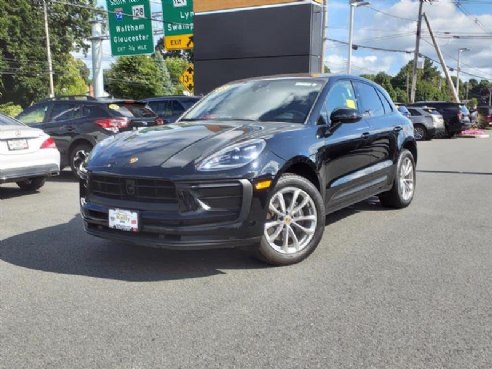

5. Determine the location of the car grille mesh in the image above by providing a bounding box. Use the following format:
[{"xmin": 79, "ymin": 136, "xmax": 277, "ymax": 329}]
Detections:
[{"xmin": 89, "ymin": 175, "xmax": 176, "ymax": 202}]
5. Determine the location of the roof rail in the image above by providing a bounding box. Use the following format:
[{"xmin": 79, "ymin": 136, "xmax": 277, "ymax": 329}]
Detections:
[{"xmin": 40, "ymin": 95, "xmax": 97, "ymax": 102}]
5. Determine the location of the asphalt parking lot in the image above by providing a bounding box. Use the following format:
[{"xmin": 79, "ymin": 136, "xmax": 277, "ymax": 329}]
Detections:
[{"xmin": 1, "ymin": 137, "xmax": 491, "ymax": 369}]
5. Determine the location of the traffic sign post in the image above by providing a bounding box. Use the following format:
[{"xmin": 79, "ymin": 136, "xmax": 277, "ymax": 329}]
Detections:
[
  {"xmin": 179, "ymin": 63, "xmax": 194, "ymax": 93},
  {"xmin": 107, "ymin": 0, "xmax": 154, "ymax": 56},
  {"xmin": 162, "ymin": 0, "xmax": 194, "ymax": 50}
]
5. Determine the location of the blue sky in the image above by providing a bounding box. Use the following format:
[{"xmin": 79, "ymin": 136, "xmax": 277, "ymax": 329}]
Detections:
[{"xmin": 88, "ymin": 0, "xmax": 492, "ymax": 81}]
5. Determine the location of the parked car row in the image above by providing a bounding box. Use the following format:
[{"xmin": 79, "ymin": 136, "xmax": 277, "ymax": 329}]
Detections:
[
  {"xmin": 13, "ymin": 95, "xmax": 200, "ymax": 178},
  {"xmin": 396, "ymin": 101, "xmax": 472, "ymax": 140}
]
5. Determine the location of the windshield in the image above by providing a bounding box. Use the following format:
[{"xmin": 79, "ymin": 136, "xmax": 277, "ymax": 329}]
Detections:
[
  {"xmin": 181, "ymin": 78, "xmax": 324, "ymax": 124},
  {"xmin": 459, "ymin": 105, "xmax": 470, "ymax": 115},
  {"xmin": 0, "ymin": 113, "xmax": 23, "ymax": 126},
  {"xmin": 398, "ymin": 105, "xmax": 410, "ymax": 116}
]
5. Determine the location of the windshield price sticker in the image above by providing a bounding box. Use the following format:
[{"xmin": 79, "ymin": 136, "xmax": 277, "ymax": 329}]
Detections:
[{"xmin": 109, "ymin": 208, "xmax": 139, "ymax": 232}]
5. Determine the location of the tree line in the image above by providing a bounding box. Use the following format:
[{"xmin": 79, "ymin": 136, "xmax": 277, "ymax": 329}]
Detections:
[{"xmin": 361, "ymin": 59, "xmax": 491, "ymax": 107}]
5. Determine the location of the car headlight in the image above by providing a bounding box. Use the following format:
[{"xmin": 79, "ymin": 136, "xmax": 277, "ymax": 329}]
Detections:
[{"xmin": 197, "ymin": 139, "xmax": 266, "ymax": 171}]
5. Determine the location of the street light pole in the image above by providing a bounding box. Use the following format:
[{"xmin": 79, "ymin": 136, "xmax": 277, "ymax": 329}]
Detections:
[
  {"xmin": 42, "ymin": 0, "xmax": 55, "ymax": 98},
  {"xmin": 456, "ymin": 48, "xmax": 470, "ymax": 100},
  {"xmin": 347, "ymin": 0, "xmax": 370, "ymax": 74}
]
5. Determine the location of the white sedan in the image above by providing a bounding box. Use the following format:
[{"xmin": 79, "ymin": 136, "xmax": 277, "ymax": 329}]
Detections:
[{"xmin": 0, "ymin": 112, "xmax": 60, "ymax": 191}]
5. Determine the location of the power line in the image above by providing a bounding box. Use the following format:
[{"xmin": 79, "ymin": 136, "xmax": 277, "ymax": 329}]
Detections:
[{"xmin": 366, "ymin": 6, "xmax": 418, "ymax": 23}]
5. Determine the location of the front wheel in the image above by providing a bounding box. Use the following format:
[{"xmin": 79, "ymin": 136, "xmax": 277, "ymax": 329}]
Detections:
[
  {"xmin": 379, "ymin": 149, "xmax": 416, "ymax": 209},
  {"xmin": 256, "ymin": 174, "xmax": 325, "ymax": 266},
  {"xmin": 16, "ymin": 177, "xmax": 46, "ymax": 191}
]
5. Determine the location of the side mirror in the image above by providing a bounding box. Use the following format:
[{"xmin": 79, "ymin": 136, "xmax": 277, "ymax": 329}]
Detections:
[{"xmin": 330, "ymin": 108, "xmax": 362, "ymax": 124}]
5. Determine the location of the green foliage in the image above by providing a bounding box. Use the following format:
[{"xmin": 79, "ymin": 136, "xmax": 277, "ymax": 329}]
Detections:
[
  {"xmin": 154, "ymin": 52, "xmax": 173, "ymax": 95},
  {"xmin": 105, "ymin": 55, "xmax": 170, "ymax": 99},
  {"xmin": 0, "ymin": 102, "xmax": 22, "ymax": 117},
  {"xmin": 467, "ymin": 98, "xmax": 478, "ymax": 110},
  {"xmin": 0, "ymin": 0, "xmax": 95, "ymax": 107},
  {"xmin": 54, "ymin": 55, "xmax": 89, "ymax": 96},
  {"xmin": 165, "ymin": 57, "xmax": 188, "ymax": 95}
]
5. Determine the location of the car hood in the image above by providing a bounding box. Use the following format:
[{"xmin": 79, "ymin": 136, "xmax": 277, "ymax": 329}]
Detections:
[{"xmin": 88, "ymin": 120, "xmax": 300, "ymax": 172}]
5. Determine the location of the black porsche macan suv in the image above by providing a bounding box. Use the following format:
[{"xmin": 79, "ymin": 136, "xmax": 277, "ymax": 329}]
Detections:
[{"xmin": 80, "ymin": 75, "xmax": 417, "ymax": 265}]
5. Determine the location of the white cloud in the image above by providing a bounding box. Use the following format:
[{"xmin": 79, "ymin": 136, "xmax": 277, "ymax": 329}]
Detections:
[{"xmin": 326, "ymin": 0, "xmax": 492, "ymax": 81}]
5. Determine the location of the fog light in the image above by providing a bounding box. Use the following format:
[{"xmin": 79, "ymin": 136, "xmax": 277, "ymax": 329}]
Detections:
[{"xmin": 255, "ymin": 179, "xmax": 272, "ymax": 190}]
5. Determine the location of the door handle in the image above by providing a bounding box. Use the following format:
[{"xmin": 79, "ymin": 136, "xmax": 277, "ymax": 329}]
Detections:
[
  {"xmin": 67, "ymin": 126, "xmax": 75, "ymax": 132},
  {"xmin": 393, "ymin": 126, "xmax": 402, "ymax": 132},
  {"xmin": 361, "ymin": 132, "xmax": 370, "ymax": 139}
]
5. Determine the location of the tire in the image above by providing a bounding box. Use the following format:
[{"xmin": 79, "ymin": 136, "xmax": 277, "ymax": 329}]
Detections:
[
  {"xmin": 378, "ymin": 149, "xmax": 416, "ymax": 209},
  {"xmin": 256, "ymin": 174, "xmax": 325, "ymax": 266},
  {"xmin": 413, "ymin": 124, "xmax": 427, "ymax": 141},
  {"xmin": 70, "ymin": 143, "xmax": 92, "ymax": 179},
  {"xmin": 445, "ymin": 127, "xmax": 456, "ymax": 138},
  {"xmin": 16, "ymin": 177, "xmax": 46, "ymax": 191}
]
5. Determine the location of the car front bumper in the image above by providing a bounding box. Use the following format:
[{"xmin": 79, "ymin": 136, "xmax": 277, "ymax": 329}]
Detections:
[{"xmin": 80, "ymin": 175, "xmax": 269, "ymax": 249}]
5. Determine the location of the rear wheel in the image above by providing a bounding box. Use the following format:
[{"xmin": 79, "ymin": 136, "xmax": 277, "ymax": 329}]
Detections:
[
  {"xmin": 446, "ymin": 127, "xmax": 456, "ymax": 138},
  {"xmin": 379, "ymin": 149, "xmax": 415, "ymax": 209},
  {"xmin": 413, "ymin": 124, "xmax": 427, "ymax": 141},
  {"xmin": 16, "ymin": 177, "xmax": 46, "ymax": 191},
  {"xmin": 256, "ymin": 174, "xmax": 325, "ymax": 266},
  {"xmin": 70, "ymin": 143, "xmax": 92, "ymax": 179}
]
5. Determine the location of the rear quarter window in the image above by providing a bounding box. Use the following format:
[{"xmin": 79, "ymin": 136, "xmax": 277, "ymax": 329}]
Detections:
[{"xmin": 106, "ymin": 103, "xmax": 156, "ymax": 118}]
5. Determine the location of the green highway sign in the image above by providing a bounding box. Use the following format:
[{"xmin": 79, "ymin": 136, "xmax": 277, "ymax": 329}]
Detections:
[
  {"xmin": 162, "ymin": 0, "xmax": 194, "ymax": 46},
  {"xmin": 107, "ymin": 0, "xmax": 154, "ymax": 56}
]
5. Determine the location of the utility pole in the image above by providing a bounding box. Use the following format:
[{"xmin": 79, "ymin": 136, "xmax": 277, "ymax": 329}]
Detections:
[
  {"xmin": 423, "ymin": 13, "xmax": 459, "ymax": 102},
  {"xmin": 91, "ymin": 19, "xmax": 105, "ymax": 98},
  {"xmin": 320, "ymin": 0, "xmax": 327, "ymax": 73},
  {"xmin": 42, "ymin": 0, "xmax": 55, "ymax": 98},
  {"xmin": 410, "ymin": 0, "xmax": 424, "ymax": 103}
]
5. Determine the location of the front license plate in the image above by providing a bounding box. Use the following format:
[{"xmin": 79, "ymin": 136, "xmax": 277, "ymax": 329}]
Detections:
[
  {"xmin": 108, "ymin": 208, "xmax": 139, "ymax": 232},
  {"xmin": 7, "ymin": 139, "xmax": 28, "ymax": 151}
]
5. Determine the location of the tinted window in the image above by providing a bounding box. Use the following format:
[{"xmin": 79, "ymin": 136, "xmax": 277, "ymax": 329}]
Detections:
[
  {"xmin": 83, "ymin": 105, "xmax": 108, "ymax": 118},
  {"xmin": 408, "ymin": 108, "xmax": 421, "ymax": 116},
  {"xmin": 148, "ymin": 101, "xmax": 169, "ymax": 117},
  {"xmin": 357, "ymin": 82, "xmax": 385, "ymax": 117},
  {"xmin": 182, "ymin": 79, "xmax": 324, "ymax": 124},
  {"xmin": 171, "ymin": 100, "xmax": 185, "ymax": 114},
  {"xmin": 326, "ymin": 80, "xmax": 358, "ymax": 117},
  {"xmin": 459, "ymin": 105, "xmax": 470, "ymax": 115},
  {"xmin": 377, "ymin": 90, "xmax": 393, "ymax": 114},
  {"xmin": 106, "ymin": 103, "xmax": 155, "ymax": 118},
  {"xmin": 0, "ymin": 113, "xmax": 23, "ymax": 126},
  {"xmin": 50, "ymin": 103, "xmax": 75, "ymax": 121},
  {"xmin": 180, "ymin": 98, "xmax": 199, "ymax": 109},
  {"xmin": 17, "ymin": 103, "xmax": 49, "ymax": 124}
]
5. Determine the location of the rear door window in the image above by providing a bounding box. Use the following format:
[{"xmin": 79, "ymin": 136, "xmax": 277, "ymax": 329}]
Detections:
[
  {"xmin": 50, "ymin": 103, "xmax": 77, "ymax": 121},
  {"xmin": 408, "ymin": 108, "xmax": 421, "ymax": 116}
]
